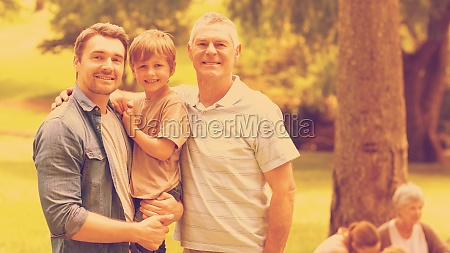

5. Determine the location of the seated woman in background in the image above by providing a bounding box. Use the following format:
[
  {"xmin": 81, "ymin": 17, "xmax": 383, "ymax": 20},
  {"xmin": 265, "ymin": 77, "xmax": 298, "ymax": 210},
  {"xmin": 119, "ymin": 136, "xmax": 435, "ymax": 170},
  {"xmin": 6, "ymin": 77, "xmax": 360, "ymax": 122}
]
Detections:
[
  {"xmin": 314, "ymin": 220, "xmax": 381, "ymax": 253},
  {"xmin": 378, "ymin": 182, "xmax": 450, "ymax": 253}
]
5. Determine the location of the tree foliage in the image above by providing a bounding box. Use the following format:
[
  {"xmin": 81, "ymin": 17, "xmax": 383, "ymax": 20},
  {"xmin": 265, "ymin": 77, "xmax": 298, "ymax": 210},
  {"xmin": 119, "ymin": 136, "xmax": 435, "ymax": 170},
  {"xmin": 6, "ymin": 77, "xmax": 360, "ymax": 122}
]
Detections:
[
  {"xmin": 228, "ymin": 0, "xmax": 450, "ymax": 160},
  {"xmin": 226, "ymin": 0, "xmax": 337, "ymax": 49},
  {"xmin": 39, "ymin": 0, "xmax": 192, "ymax": 54},
  {"xmin": 0, "ymin": 0, "xmax": 22, "ymax": 19},
  {"xmin": 226, "ymin": 0, "xmax": 338, "ymax": 121}
]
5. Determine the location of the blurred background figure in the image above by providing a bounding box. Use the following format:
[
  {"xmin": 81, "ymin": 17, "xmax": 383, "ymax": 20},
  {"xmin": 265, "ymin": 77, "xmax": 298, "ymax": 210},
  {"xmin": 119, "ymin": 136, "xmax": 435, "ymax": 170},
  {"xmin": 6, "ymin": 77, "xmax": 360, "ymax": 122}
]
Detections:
[
  {"xmin": 378, "ymin": 182, "xmax": 450, "ymax": 253},
  {"xmin": 313, "ymin": 220, "xmax": 380, "ymax": 253},
  {"xmin": 382, "ymin": 245, "xmax": 408, "ymax": 253}
]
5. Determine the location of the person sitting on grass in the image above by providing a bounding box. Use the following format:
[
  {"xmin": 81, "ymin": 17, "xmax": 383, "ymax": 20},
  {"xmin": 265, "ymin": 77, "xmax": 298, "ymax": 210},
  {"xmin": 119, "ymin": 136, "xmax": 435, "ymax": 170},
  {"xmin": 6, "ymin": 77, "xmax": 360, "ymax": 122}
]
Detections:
[
  {"xmin": 382, "ymin": 245, "xmax": 408, "ymax": 253},
  {"xmin": 378, "ymin": 182, "xmax": 450, "ymax": 253},
  {"xmin": 314, "ymin": 220, "xmax": 381, "ymax": 253}
]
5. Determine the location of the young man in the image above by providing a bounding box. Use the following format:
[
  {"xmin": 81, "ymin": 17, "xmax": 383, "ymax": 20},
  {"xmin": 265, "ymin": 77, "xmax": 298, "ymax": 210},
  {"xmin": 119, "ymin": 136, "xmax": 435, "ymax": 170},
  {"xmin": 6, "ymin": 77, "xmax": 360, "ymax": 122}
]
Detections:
[
  {"xmin": 53, "ymin": 13, "xmax": 299, "ymax": 253},
  {"xmin": 33, "ymin": 23, "xmax": 180, "ymax": 253}
]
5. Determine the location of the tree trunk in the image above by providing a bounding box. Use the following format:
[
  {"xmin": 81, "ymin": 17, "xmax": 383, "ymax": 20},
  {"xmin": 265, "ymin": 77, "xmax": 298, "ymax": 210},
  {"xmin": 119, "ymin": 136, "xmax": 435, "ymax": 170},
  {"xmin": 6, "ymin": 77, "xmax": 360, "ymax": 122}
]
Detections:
[
  {"xmin": 404, "ymin": 0, "xmax": 450, "ymax": 163},
  {"xmin": 331, "ymin": 0, "xmax": 408, "ymax": 234}
]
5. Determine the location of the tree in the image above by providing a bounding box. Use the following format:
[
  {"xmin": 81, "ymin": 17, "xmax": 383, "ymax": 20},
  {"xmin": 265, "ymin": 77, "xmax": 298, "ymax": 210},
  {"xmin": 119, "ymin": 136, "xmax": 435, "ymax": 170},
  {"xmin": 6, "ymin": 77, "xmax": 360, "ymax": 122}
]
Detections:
[
  {"xmin": 330, "ymin": 0, "xmax": 408, "ymax": 234},
  {"xmin": 227, "ymin": 0, "xmax": 450, "ymax": 162},
  {"xmin": 402, "ymin": 0, "xmax": 450, "ymax": 162},
  {"xmin": 39, "ymin": 0, "xmax": 192, "ymax": 89}
]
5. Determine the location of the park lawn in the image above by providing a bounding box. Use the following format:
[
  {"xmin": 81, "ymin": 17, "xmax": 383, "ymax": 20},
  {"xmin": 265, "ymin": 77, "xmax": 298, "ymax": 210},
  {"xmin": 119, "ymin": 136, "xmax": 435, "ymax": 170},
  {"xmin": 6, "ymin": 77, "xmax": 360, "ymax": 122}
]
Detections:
[{"xmin": 1, "ymin": 145, "xmax": 449, "ymax": 253}]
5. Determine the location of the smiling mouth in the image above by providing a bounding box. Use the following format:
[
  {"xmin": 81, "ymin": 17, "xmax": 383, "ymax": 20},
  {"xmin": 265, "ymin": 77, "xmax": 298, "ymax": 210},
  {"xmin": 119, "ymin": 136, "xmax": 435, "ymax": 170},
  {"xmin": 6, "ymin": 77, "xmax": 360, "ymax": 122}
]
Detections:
[
  {"xmin": 202, "ymin": 62, "xmax": 220, "ymax": 65},
  {"xmin": 96, "ymin": 75, "xmax": 115, "ymax": 80},
  {"xmin": 145, "ymin": 79, "xmax": 159, "ymax": 84}
]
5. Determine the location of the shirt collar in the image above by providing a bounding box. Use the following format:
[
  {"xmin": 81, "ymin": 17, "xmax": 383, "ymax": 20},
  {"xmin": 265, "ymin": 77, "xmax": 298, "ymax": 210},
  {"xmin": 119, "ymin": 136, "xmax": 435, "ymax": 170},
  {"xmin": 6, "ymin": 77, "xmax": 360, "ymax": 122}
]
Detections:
[
  {"xmin": 73, "ymin": 85, "xmax": 115, "ymax": 113},
  {"xmin": 185, "ymin": 75, "xmax": 247, "ymax": 108},
  {"xmin": 73, "ymin": 85, "xmax": 98, "ymax": 112},
  {"xmin": 215, "ymin": 75, "xmax": 246, "ymax": 107}
]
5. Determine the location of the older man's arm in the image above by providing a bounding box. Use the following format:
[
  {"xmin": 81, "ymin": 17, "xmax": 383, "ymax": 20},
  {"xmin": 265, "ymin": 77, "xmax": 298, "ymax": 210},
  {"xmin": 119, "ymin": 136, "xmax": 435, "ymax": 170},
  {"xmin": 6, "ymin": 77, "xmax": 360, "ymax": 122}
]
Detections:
[{"xmin": 262, "ymin": 161, "xmax": 297, "ymax": 253}]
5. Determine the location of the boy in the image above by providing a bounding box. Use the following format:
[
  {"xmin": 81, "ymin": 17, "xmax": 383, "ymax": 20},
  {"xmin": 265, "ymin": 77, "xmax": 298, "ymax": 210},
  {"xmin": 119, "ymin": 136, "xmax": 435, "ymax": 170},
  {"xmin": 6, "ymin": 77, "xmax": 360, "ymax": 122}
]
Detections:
[{"xmin": 122, "ymin": 29, "xmax": 189, "ymax": 253}]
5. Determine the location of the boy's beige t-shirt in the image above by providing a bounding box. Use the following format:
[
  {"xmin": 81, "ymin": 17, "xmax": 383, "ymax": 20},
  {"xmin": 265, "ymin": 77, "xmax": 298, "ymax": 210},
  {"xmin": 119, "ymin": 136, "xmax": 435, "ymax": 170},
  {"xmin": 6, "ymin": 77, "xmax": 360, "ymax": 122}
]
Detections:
[{"xmin": 129, "ymin": 91, "xmax": 189, "ymax": 199}]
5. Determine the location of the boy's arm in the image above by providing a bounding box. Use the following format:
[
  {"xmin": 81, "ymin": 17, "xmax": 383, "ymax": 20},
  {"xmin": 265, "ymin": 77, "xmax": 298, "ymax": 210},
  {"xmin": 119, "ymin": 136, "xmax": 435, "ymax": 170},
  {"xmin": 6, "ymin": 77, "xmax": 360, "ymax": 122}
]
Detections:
[
  {"xmin": 122, "ymin": 110, "xmax": 176, "ymax": 161},
  {"xmin": 132, "ymin": 129, "xmax": 176, "ymax": 161}
]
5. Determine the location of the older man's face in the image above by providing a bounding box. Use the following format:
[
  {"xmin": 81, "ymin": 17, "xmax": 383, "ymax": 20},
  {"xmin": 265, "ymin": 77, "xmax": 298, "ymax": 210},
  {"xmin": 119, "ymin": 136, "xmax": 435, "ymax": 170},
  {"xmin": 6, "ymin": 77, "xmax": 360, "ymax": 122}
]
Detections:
[{"xmin": 188, "ymin": 23, "xmax": 240, "ymax": 80}]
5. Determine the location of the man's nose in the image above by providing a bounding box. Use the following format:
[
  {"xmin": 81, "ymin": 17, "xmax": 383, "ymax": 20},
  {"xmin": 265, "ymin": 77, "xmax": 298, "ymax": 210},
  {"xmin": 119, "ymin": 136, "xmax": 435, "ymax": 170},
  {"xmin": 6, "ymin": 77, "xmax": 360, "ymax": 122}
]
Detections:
[
  {"xmin": 102, "ymin": 58, "xmax": 114, "ymax": 70},
  {"xmin": 206, "ymin": 43, "xmax": 217, "ymax": 55}
]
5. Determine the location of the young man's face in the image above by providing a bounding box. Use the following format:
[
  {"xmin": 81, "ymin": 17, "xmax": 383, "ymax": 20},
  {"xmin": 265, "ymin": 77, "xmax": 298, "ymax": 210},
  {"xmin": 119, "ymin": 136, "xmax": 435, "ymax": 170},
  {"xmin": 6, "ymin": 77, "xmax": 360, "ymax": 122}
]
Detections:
[
  {"xmin": 188, "ymin": 23, "xmax": 240, "ymax": 80},
  {"xmin": 74, "ymin": 35, "xmax": 125, "ymax": 97},
  {"xmin": 131, "ymin": 54, "xmax": 173, "ymax": 99}
]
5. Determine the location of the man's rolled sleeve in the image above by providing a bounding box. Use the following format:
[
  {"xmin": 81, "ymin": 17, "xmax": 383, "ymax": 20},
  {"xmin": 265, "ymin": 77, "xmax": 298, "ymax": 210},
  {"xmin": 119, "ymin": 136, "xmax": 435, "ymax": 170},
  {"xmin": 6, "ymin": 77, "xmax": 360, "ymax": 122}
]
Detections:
[{"xmin": 33, "ymin": 118, "xmax": 89, "ymax": 238}]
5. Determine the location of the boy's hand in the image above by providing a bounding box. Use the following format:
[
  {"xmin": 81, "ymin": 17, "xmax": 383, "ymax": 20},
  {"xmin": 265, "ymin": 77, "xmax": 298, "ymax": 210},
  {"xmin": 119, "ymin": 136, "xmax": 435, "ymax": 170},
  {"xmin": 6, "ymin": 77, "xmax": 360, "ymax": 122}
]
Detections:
[
  {"xmin": 51, "ymin": 87, "xmax": 73, "ymax": 110},
  {"xmin": 122, "ymin": 109, "xmax": 134, "ymax": 136},
  {"xmin": 110, "ymin": 90, "xmax": 133, "ymax": 115}
]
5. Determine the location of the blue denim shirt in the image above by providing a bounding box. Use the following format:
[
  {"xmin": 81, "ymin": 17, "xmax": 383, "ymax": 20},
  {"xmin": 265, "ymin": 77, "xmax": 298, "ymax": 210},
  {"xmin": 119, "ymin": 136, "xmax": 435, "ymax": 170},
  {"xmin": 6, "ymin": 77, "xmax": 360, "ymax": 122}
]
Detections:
[{"xmin": 33, "ymin": 86, "xmax": 132, "ymax": 253}]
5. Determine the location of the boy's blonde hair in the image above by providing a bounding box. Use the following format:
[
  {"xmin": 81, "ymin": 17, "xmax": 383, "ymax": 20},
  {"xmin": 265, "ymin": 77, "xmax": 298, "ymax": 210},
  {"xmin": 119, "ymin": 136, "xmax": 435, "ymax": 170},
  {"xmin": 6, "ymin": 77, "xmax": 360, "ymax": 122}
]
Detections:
[{"xmin": 129, "ymin": 29, "xmax": 176, "ymax": 74}]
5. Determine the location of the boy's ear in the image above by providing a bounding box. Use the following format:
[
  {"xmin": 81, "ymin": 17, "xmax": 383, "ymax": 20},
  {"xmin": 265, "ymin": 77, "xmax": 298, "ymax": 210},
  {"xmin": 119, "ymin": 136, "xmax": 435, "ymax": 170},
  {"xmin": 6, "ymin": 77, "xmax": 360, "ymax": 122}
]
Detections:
[{"xmin": 170, "ymin": 61, "xmax": 177, "ymax": 77}]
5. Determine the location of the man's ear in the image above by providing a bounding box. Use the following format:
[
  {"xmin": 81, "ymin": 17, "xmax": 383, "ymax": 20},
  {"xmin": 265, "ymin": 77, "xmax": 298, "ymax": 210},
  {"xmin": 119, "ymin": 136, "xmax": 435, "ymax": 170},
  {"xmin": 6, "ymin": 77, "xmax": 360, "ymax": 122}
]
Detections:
[
  {"xmin": 188, "ymin": 43, "xmax": 193, "ymax": 61},
  {"xmin": 73, "ymin": 55, "xmax": 79, "ymax": 70},
  {"xmin": 234, "ymin": 44, "xmax": 242, "ymax": 61}
]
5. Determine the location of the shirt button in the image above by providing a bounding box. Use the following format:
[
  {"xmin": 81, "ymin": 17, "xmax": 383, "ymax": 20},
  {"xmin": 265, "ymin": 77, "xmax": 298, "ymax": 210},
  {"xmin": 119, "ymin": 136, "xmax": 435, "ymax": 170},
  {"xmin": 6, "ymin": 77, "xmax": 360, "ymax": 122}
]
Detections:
[
  {"xmin": 96, "ymin": 125, "xmax": 100, "ymax": 130},
  {"xmin": 201, "ymin": 111, "xmax": 206, "ymax": 115}
]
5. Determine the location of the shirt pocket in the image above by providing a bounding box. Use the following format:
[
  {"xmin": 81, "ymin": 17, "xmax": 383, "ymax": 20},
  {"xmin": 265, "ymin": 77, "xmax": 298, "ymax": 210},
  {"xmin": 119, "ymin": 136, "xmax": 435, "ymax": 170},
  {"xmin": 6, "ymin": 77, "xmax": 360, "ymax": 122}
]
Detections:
[
  {"xmin": 83, "ymin": 147, "xmax": 107, "ymax": 186},
  {"xmin": 82, "ymin": 147, "xmax": 110, "ymax": 212}
]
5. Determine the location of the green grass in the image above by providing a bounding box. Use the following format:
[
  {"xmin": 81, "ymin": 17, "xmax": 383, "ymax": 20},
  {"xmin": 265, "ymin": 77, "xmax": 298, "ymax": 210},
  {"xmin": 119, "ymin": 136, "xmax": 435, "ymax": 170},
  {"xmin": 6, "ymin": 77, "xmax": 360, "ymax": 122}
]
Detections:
[{"xmin": 2, "ymin": 147, "xmax": 450, "ymax": 253}]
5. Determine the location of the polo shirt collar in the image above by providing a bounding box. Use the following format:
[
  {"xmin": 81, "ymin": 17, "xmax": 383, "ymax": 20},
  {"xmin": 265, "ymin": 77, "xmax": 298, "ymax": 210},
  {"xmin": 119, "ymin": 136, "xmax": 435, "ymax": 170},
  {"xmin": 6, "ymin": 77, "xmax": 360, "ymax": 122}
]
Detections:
[
  {"xmin": 186, "ymin": 75, "xmax": 247, "ymax": 108},
  {"xmin": 215, "ymin": 75, "xmax": 246, "ymax": 107}
]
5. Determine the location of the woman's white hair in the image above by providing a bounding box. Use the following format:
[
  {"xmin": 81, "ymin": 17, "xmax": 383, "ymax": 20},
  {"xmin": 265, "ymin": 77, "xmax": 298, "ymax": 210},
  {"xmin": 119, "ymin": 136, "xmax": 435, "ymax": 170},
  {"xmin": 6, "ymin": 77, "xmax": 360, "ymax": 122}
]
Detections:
[
  {"xmin": 188, "ymin": 12, "xmax": 240, "ymax": 49},
  {"xmin": 392, "ymin": 182, "xmax": 424, "ymax": 208}
]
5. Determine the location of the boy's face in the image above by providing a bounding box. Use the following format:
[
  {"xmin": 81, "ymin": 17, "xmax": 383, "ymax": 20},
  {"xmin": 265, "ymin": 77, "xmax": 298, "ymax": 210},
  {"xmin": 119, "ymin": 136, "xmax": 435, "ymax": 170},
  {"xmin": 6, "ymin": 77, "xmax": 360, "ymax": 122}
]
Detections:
[{"xmin": 131, "ymin": 54, "xmax": 174, "ymax": 98}]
